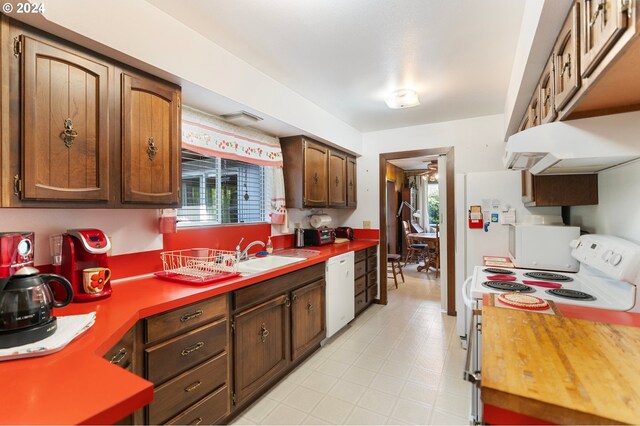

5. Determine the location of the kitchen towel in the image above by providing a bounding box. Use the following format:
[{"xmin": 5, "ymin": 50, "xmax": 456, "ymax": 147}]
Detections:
[{"xmin": 0, "ymin": 312, "xmax": 96, "ymax": 361}]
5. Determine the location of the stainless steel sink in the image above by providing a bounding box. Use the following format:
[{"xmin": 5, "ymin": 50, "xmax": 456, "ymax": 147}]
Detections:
[{"xmin": 237, "ymin": 255, "xmax": 307, "ymax": 274}]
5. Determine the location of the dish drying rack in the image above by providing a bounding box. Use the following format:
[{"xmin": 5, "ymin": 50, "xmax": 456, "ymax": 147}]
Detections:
[{"xmin": 154, "ymin": 249, "xmax": 240, "ymax": 285}]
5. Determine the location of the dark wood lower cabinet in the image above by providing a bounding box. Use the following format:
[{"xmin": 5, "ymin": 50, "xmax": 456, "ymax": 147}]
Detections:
[
  {"xmin": 230, "ymin": 264, "xmax": 326, "ymax": 416},
  {"xmin": 291, "ymin": 280, "xmax": 325, "ymax": 361},
  {"xmin": 165, "ymin": 385, "xmax": 228, "ymax": 425},
  {"xmin": 233, "ymin": 294, "xmax": 290, "ymax": 406},
  {"xmin": 354, "ymin": 246, "xmax": 378, "ymax": 318}
]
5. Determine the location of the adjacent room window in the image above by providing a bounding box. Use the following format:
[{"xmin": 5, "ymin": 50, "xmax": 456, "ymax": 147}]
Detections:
[{"xmin": 178, "ymin": 148, "xmax": 271, "ymax": 226}]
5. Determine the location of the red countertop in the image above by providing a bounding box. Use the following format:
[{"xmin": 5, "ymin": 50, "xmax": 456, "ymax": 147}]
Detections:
[{"xmin": 0, "ymin": 239, "xmax": 378, "ymax": 425}]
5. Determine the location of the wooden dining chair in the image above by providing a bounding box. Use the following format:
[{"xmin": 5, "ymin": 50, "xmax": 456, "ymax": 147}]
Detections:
[{"xmin": 402, "ymin": 220, "xmax": 429, "ymax": 266}]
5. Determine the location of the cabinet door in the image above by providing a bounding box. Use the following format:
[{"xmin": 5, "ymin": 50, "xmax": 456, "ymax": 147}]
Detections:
[
  {"xmin": 581, "ymin": 0, "xmax": 630, "ymax": 77},
  {"xmin": 528, "ymin": 89, "xmax": 541, "ymax": 128},
  {"xmin": 21, "ymin": 35, "xmax": 110, "ymax": 201},
  {"xmin": 291, "ymin": 280, "xmax": 326, "ymax": 361},
  {"xmin": 328, "ymin": 150, "xmax": 347, "ymax": 207},
  {"xmin": 521, "ymin": 170, "xmax": 536, "ymax": 205},
  {"xmin": 303, "ymin": 140, "xmax": 328, "ymax": 206},
  {"xmin": 539, "ymin": 57, "xmax": 557, "ymax": 124},
  {"xmin": 554, "ymin": 3, "xmax": 581, "ymax": 111},
  {"xmin": 121, "ymin": 73, "xmax": 181, "ymax": 205},
  {"xmin": 233, "ymin": 294, "xmax": 289, "ymax": 405},
  {"xmin": 346, "ymin": 156, "xmax": 357, "ymax": 207}
]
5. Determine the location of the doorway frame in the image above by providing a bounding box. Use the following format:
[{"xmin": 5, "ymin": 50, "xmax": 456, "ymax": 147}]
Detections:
[{"xmin": 378, "ymin": 147, "xmax": 456, "ymax": 316}]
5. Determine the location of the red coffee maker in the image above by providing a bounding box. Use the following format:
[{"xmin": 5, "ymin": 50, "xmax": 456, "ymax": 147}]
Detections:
[{"xmin": 60, "ymin": 229, "xmax": 112, "ymax": 302}]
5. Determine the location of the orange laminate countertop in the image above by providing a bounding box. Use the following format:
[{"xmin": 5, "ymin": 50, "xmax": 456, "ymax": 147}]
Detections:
[{"xmin": 0, "ymin": 240, "xmax": 378, "ymax": 425}]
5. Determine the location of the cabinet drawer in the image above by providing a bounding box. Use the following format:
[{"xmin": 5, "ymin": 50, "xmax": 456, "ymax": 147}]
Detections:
[
  {"xmin": 366, "ymin": 256, "xmax": 377, "ymax": 272},
  {"xmin": 234, "ymin": 263, "xmax": 324, "ymax": 311},
  {"xmin": 355, "ymin": 291, "xmax": 367, "ymax": 315},
  {"xmin": 149, "ymin": 352, "xmax": 228, "ymax": 424},
  {"xmin": 146, "ymin": 295, "xmax": 227, "ymax": 344},
  {"xmin": 104, "ymin": 327, "xmax": 135, "ymax": 370},
  {"xmin": 367, "ymin": 271, "xmax": 378, "ymax": 288},
  {"xmin": 165, "ymin": 385, "xmax": 228, "ymax": 426},
  {"xmin": 355, "ymin": 276, "xmax": 366, "ymax": 294},
  {"xmin": 367, "ymin": 285, "xmax": 377, "ymax": 302},
  {"xmin": 366, "ymin": 246, "xmax": 377, "ymax": 257},
  {"xmin": 146, "ymin": 318, "xmax": 227, "ymax": 384},
  {"xmin": 354, "ymin": 260, "xmax": 366, "ymax": 278},
  {"xmin": 354, "ymin": 249, "xmax": 366, "ymax": 263}
]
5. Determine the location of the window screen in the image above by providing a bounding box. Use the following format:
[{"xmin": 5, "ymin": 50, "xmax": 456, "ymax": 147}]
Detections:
[{"xmin": 178, "ymin": 148, "xmax": 271, "ymax": 226}]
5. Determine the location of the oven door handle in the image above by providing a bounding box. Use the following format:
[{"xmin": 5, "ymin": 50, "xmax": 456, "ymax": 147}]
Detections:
[
  {"xmin": 462, "ymin": 276, "xmax": 474, "ymax": 309},
  {"xmin": 464, "ymin": 307, "xmax": 482, "ymax": 386}
]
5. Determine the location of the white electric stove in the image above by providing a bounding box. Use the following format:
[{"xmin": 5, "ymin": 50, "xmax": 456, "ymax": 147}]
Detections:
[{"xmin": 464, "ymin": 234, "xmax": 640, "ymax": 312}]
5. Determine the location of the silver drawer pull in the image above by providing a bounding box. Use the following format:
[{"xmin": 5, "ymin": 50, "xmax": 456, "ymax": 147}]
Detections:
[
  {"xmin": 180, "ymin": 309, "xmax": 203, "ymax": 323},
  {"xmin": 110, "ymin": 348, "xmax": 127, "ymax": 365},
  {"xmin": 260, "ymin": 323, "xmax": 270, "ymax": 342},
  {"xmin": 184, "ymin": 380, "xmax": 202, "ymax": 392},
  {"xmin": 189, "ymin": 417, "xmax": 203, "ymax": 425},
  {"xmin": 181, "ymin": 341, "xmax": 205, "ymax": 356},
  {"xmin": 306, "ymin": 303, "xmax": 313, "ymax": 312}
]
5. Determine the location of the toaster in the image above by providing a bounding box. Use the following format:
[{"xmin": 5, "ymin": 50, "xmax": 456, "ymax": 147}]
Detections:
[
  {"xmin": 303, "ymin": 228, "xmax": 335, "ymax": 246},
  {"xmin": 335, "ymin": 227, "xmax": 354, "ymax": 240}
]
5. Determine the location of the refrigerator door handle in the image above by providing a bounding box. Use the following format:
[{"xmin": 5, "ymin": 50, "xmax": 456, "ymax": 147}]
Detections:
[{"xmin": 462, "ymin": 276, "xmax": 473, "ymax": 309}]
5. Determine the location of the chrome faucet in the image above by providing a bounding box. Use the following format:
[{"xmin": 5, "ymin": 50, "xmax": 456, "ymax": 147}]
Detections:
[{"xmin": 237, "ymin": 239, "xmax": 266, "ymax": 260}]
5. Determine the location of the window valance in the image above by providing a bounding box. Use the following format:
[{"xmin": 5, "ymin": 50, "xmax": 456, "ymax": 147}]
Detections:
[{"xmin": 182, "ymin": 106, "xmax": 283, "ymax": 167}]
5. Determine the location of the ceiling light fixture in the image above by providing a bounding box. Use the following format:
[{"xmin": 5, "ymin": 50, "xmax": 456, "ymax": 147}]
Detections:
[{"xmin": 385, "ymin": 89, "xmax": 420, "ymax": 109}]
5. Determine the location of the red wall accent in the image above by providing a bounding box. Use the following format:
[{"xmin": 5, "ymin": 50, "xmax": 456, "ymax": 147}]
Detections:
[
  {"xmin": 38, "ymin": 225, "xmax": 380, "ymax": 280},
  {"xmin": 163, "ymin": 223, "xmax": 271, "ymax": 253}
]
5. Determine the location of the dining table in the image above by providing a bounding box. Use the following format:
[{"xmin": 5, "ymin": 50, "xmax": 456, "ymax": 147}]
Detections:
[{"xmin": 407, "ymin": 232, "xmax": 439, "ymax": 272}]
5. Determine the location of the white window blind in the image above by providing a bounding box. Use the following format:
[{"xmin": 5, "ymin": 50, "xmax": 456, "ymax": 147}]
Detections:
[{"xmin": 178, "ymin": 148, "xmax": 272, "ymax": 227}]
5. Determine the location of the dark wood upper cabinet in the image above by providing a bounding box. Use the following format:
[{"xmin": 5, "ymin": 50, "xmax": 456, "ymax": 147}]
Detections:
[
  {"xmin": 554, "ymin": 3, "xmax": 581, "ymax": 112},
  {"xmin": 303, "ymin": 140, "xmax": 329, "ymax": 207},
  {"xmin": 281, "ymin": 135, "xmax": 356, "ymax": 209},
  {"xmin": 328, "ymin": 150, "xmax": 346, "ymax": 207},
  {"xmin": 346, "ymin": 156, "xmax": 357, "ymax": 207},
  {"xmin": 20, "ymin": 35, "xmax": 110, "ymax": 201},
  {"xmin": 521, "ymin": 170, "xmax": 598, "ymax": 207},
  {"xmin": 121, "ymin": 73, "xmax": 181, "ymax": 205},
  {"xmin": 539, "ymin": 57, "xmax": 557, "ymax": 124},
  {"xmin": 581, "ymin": 0, "xmax": 630, "ymax": 78}
]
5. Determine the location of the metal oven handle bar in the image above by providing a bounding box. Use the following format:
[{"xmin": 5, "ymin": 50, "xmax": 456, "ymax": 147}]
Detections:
[
  {"xmin": 462, "ymin": 276, "xmax": 474, "ymax": 309},
  {"xmin": 464, "ymin": 307, "xmax": 482, "ymax": 386}
]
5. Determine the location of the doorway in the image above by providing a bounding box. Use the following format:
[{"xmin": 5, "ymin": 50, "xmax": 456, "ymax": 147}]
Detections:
[{"xmin": 378, "ymin": 147, "xmax": 456, "ymax": 316}]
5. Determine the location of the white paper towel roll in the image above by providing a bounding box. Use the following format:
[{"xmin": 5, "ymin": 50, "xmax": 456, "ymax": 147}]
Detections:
[{"xmin": 309, "ymin": 214, "xmax": 332, "ymax": 228}]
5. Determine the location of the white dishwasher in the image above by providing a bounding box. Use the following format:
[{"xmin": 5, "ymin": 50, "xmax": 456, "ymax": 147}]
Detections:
[{"xmin": 325, "ymin": 251, "xmax": 355, "ymax": 339}]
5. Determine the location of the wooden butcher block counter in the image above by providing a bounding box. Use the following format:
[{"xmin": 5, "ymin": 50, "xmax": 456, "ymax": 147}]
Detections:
[{"xmin": 481, "ymin": 304, "xmax": 640, "ymax": 425}]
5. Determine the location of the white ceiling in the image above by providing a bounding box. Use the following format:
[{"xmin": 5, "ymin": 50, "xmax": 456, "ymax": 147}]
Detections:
[
  {"xmin": 389, "ymin": 156, "xmax": 439, "ymax": 172},
  {"xmin": 147, "ymin": 0, "xmax": 526, "ymax": 133}
]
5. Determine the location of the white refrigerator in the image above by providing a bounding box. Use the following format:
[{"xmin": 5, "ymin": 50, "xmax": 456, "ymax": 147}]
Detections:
[{"xmin": 454, "ymin": 170, "xmax": 560, "ymax": 340}]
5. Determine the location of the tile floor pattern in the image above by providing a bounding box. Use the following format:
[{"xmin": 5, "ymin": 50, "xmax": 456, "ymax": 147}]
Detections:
[{"xmin": 232, "ymin": 264, "xmax": 471, "ymax": 425}]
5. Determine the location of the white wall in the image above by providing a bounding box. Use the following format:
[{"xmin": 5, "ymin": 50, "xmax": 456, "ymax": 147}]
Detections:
[
  {"xmin": 0, "ymin": 209, "xmax": 162, "ymax": 265},
  {"xmin": 569, "ymin": 160, "xmax": 640, "ymax": 244},
  {"xmin": 346, "ymin": 114, "xmax": 507, "ymax": 229}
]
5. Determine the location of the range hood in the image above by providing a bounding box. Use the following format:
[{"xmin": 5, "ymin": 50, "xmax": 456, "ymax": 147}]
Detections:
[{"xmin": 504, "ymin": 111, "xmax": 640, "ymax": 175}]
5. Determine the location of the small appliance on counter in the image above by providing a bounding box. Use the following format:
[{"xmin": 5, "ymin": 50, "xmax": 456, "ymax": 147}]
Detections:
[
  {"xmin": 0, "ymin": 232, "xmax": 35, "ymax": 277},
  {"xmin": 60, "ymin": 229, "xmax": 112, "ymax": 302},
  {"xmin": 294, "ymin": 228, "xmax": 305, "ymax": 248},
  {"xmin": 303, "ymin": 228, "xmax": 336, "ymax": 246},
  {"xmin": 335, "ymin": 227, "xmax": 354, "ymax": 240},
  {"xmin": 0, "ymin": 266, "xmax": 73, "ymax": 348}
]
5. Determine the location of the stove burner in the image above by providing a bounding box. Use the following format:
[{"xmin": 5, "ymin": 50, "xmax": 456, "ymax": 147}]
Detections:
[
  {"xmin": 482, "ymin": 281, "xmax": 534, "ymax": 293},
  {"xmin": 523, "ymin": 271, "xmax": 573, "ymax": 282},
  {"xmin": 546, "ymin": 288, "xmax": 595, "ymax": 301},
  {"xmin": 483, "ymin": 268, "xmax": 514, "ymax": 275}
]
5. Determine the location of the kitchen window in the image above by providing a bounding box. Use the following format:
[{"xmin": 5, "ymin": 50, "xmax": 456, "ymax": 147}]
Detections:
[{"xmin": 178, "ymin": 148, "xmax": 271, "ymax": 226}]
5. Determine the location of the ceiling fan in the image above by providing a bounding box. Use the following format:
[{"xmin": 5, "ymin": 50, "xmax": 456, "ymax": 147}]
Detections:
[{"xmin": 415, "ymin": 159, "xmax": 438, "ymax": 176}]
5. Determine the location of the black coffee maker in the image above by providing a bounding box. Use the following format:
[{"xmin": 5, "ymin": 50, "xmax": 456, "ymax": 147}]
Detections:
[{"xmin": 0, "ymin": 266, "xmax": 73, "ymax": 349}]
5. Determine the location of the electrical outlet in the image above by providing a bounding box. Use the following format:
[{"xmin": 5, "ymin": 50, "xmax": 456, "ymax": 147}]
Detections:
[
  {"xmin": 363, "ymin": 220, "xmax": 371, "ymax": 229},
  {"xmin": 294, "ymin": 222, "xmax": 300, "ymax": 228},
  {"xmin": 107, "ymin": 235, "xmax": 113, "ymax": 257}
]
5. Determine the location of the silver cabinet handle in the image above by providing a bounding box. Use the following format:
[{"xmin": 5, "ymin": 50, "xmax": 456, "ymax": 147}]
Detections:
[
  {"xmin": 181, "ymin": 341, "xmax": 205, "ymax": 356},
  {"xmin": 463, "ymin": 308, "xmax": 482, "ymax": 386}
]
